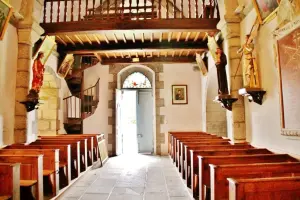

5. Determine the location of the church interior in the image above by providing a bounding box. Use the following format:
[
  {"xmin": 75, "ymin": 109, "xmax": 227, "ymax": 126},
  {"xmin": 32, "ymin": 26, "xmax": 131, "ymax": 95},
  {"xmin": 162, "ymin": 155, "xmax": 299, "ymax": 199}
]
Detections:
[{"xmin": 0, "ymin": 0, "xmax": 300, "ymax": 199}]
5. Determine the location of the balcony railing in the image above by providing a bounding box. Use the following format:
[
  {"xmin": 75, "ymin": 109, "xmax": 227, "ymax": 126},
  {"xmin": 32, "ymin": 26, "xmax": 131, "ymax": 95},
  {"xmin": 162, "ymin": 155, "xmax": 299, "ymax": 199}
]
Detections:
[{"xmin": 42, "ymin": 0, "xmax": 220, "ymax": 24}]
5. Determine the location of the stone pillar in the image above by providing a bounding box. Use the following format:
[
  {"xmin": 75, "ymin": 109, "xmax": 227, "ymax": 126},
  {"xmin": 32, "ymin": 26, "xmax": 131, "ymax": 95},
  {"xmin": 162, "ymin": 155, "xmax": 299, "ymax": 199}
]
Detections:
[
  {"xmin": 14, "ymin": 0, "xmax": 45, "ymax": 143},
  {"xmin": 217, "ymin": 0, "xmax": 246, "ymax": 143}
]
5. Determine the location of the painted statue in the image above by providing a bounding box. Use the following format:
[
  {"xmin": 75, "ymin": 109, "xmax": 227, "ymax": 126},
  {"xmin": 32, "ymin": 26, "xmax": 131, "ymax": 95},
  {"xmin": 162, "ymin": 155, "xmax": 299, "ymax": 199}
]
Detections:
[
  {"xmin": 237, "ymin": 35, "xmax": 260, "ymax": 88},
  {"xmin": 21, "ymin": 52, "xmax": 45, "ymax": 112},
  {"xmin": 215, "ymin": 48, "xmax": 229, "ymax": 95}
]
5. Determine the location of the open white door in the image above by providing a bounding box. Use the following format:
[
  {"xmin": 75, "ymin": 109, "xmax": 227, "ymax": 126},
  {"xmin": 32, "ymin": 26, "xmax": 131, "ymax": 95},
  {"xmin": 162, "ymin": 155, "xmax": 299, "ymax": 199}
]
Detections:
[{"xmin": 116, "ymin": 89, "xmax": 123, "ymax": 155}]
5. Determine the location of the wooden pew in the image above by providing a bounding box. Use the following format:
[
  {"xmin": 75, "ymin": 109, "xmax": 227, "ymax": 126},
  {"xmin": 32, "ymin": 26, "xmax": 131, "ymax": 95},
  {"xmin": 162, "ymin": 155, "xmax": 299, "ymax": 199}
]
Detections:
[
  {"xmin": 40, "ymin": 135, "xmax": 94, "ymax": 166},
  {"xmin": 228, "ymin": 176, "xmax": 300, "ymax": 200},
  {"xmin": 0, "ymin": 163, "xmax": 20, "ymax": 200},
  {"xmin": 184, "ymin": 144, "xmax": 253, "ymax": 182},
  {"xmin": 177, "ymin": 139, "xmax": 230, "ymax": 172},
  {"xmin": 6, "ymin": 144, "xmax": 71, "ymax": 188},
  {"xmin": 210, "ymin": 162, "xmax": 300, "ymax": 200},
  {"xmin": 189, "ymin": 148, "xmax": 272, "ymax": 197},
  {"xmin": 31, "ymin": 140, "xmax": 80, "ymax": 180},
  {"xmin": 37, "ymin": 138, "xmax": 88, "ymax": 172},
  {"xmin": 0, "ymin": 155, "xmax": 43, "ymax": 200},
  {"xmin": 0, "ymin": 149, "xmax": 59, "ymax": 197},
  {"xmin": 198, "ymin": 154, "xmax": 298, "ymax": 200}
]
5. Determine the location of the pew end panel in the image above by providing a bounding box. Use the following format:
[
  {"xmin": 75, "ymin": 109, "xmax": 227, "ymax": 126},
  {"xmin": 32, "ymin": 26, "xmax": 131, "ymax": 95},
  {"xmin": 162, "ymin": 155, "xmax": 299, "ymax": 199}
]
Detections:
[{"xmin": 0, "ymin": 163, "xmax": 20, "ymax": 200}]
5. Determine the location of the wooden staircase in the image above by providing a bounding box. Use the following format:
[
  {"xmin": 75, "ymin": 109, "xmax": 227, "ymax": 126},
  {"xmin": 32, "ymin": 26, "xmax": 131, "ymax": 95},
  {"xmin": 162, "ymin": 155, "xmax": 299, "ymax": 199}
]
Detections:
[{"xmin": 63, "ymin": 56, "xmax": 100, "ymax": 134}]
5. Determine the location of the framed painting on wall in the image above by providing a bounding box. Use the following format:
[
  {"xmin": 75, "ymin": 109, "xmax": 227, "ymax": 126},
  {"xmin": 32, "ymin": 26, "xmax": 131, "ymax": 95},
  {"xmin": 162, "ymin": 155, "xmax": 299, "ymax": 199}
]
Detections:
[
  {"xmin": 0, "ymin": 0, "xmax": 13, "ymax": 40},
  {"xmin": 275, "ymin": 20, "xmax": 300, "ymax": 136},
  {"xmin": 33, "ymin": 36, "xmax": 56, "ymax": 65},
  {"xmin": 252, "ymin": 0, "xmax": 281, "ymax": 24},
  {"xmin": 172, "ymin": 85, "xmax": 188, "ymax": 105},
  {"xmin": 57, "ymin": 54, "xmax": 74, "ymax": 78}
]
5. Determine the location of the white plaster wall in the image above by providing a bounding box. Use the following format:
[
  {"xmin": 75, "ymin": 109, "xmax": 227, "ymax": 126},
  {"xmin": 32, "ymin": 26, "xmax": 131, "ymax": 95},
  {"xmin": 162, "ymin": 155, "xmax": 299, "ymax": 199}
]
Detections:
[
  {"xmin": 242, "ymin": 9, "xmax": 300, "ymax": 158},
  {"xmin": 83, "ymin": 64, "xmax": 109, "ymax": 143},
  {"xmin": 0, "ymin": 24, "xmax": 18, "ymax": 145},
  {"xmin": 161, "ymin": 63, "xmax": 203, "ymax": 153}
]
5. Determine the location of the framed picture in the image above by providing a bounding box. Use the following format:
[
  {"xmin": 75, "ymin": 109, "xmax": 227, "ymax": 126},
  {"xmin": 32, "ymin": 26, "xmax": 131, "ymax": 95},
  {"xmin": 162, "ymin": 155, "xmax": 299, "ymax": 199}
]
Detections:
[
  {"xmin": 33, "ymin": 36, "xmax": 56, "ymax": 65},
  {"xmin": 0, "ymin": 0, "xmax": 13, "ymax": 40},
  {"xmin": 275, "ymin": 21, "xmax": 300, "ymax": 136},
  {"xmin": 252, "ymin": 0, "xmax": 280, "ymax": 24},
  {"xmin": 172, "ymin": 85, "xmax": 188, "ymax": 105},
  {"xmin": 57, "ymin": 54, "xmax": 74, "ymax": 78}
]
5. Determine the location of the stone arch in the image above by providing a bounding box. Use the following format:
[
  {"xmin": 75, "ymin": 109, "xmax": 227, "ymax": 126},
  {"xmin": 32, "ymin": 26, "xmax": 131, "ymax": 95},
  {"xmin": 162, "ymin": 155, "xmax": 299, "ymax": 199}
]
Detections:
[
  {"xmin": 205, "ymin": 55, "xmax": 227, "ymax": 137},
  {"xmin": 108, "ymin": 63, "xmax": 165, "ymax": 155},
  {"xmin": 38, "ymin": 66, "xmax": 60, "ymax": 136}
]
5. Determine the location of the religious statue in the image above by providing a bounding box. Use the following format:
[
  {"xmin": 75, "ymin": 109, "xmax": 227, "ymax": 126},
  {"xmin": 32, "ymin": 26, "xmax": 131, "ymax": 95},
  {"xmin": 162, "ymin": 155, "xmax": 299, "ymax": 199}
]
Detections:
[
  {"xmin": 215, "ymin": 48, "xmax": 229, "ymax": 95},
  {"xmin": 237, "ymin": 34, "xmax": 260, "ymax": 88},
  {"xmin": 21, "ymin": 52, "xmax": 45, "ymax": 112}
]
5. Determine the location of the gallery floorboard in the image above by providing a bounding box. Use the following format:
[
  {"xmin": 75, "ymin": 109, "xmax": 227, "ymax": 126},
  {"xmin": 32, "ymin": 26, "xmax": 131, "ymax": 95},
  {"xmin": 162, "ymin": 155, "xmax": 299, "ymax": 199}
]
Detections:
[{"xmin": 57, "ymin": 154, "xmax": 193, "ymax": 200}]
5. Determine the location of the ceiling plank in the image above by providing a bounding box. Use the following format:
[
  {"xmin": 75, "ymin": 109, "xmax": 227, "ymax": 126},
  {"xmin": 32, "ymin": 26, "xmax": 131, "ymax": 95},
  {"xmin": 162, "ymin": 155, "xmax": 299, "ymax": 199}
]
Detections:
[
  {"xmin": 105, "ymin": 53, "xmax": 110, "ymax": 58},
  {"xmin": 101, "ymin": 56, "xmax": 196, "ymax": 64},
  {"xmin": 94, "ymin": 53, "xmax": 102, "ymax": 61},
  {"xmin": 142, "ymin": 33, "xmax": 145, "ymax": 43},
  {"xmin": 121, "ymin": 52, "xmax": 124, "ymax": 58},
  {"xmin": 58, "ymin": 40, "xmax": 208, "ymax": 54},
  {"xmin": 150, "ymin": 33, "xmax": 153, "ymax": 43},
  {"xmin": 168, "ymin": 32, "xmax": 173, "ymax": 42},
  {"xmin": 56, "ymin": 35, "xmax": 67, "ymax": 46},
  {"xmin": 113, "ymin": 33, "xmax": 118, "ymax": 43},
  {"xmin": 93, "ymin": 34, "xmax": 101, "ymax": 44},
  {"xmin": 177, "ymin": 32, "xmax": 182, "ymax": 42},
  {"xmin": 194, "ymin": 32, "xmax": 200, "ymax": 42},
  {"xmin": 185, "ymin": 32, "xmax": 191, "ymax": 42},
  {"xmin": 74, "ymin": 35, "xmax": 84, "ymax": 45},
  {"xmin": 132, "ymin": 33, "xmax": 136, "ymax": 43},
  {"xmin": 85, "ymin": 34, "xmax": 93, "ymax": 45},
  {"xmin": 104, "ymin": 34, "xmax": 110, "ymax": 44},
  {"xmin": 159, "ymin": 32, "xmax": 163, "ymax": 42},
  {"xmin": 65, "ymin": 35, "xmax": 76, "ymax": 46}
]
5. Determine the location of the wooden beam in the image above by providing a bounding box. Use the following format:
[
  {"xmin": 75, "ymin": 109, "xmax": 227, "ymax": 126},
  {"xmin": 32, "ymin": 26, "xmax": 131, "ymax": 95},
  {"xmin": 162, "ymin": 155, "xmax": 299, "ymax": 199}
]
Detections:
[
  {"xmin": 74, "ymin": 35, "xmax": 84, "ymax": 45},
  {"xmin": 185, "ymin": 32, "xmax": 191, "ymax": 42},
  {"xmin": 94, "ymin": 53, "xmax": 102, "ymax": 61},
  {"xmin": 132, "ymin": 33, "xmax": 136, "ymax": 43},
  {"xmin": 159, "ymin": 32, "xmax": 163, "ymax": 42},
  {"xmin": 194, "ymin": 32, "xmax": 200, "ymax": 42},
  {"xmin": 58, "ymin": 40, "xmax": 208, "ymax": 54},
  {"xmin": 141, "ymin": 33, "xmax": 145, "ymax": 43},
  {"xmin": 101, "ymin": 56, "xmax": 196, "ymax": 64},
  {"xmin": 65, "ymin": 35, "xmax": 76, "ymax": 46},
  {"xmin": 93, "ymin": 34, "xmax": 101, "ymax": 44},
  {"xmin": 85, "ymin": 34, "xmax": 93, "ymax": 45},
  {"xmin": 113, "ymin": 34, "xmax": 118, "ymax": 43},
  {"xmin": 41, "ymin": 19, "xmax": 219, "ymax": 35},
  {"xmin": 168, "ymin": 32, "xmax": 173, "ymax": 42},
  {"xmin": 104, "ymin": 34, "xmax": 110, "ymax": 44},
  {"xmin": 177, "ymin": 32, "xmax": 182, "ymax": 42},
  {"xmin": 56, "ymin": 35, "xmax": 67, "ymax": 46},
  {"xmin": 122, "ymin": 34, "xmax": 127, "ymax": 43}
]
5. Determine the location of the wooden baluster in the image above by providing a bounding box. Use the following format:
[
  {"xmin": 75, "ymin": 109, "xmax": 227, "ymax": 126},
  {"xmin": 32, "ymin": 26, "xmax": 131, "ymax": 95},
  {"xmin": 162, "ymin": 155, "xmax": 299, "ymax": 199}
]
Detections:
[
  {"xmin": 79, "ymin": 93, "xmax": 82, "ymax": 119},
  {"xmin": 181, "ymin": 0, "xmax": 183, "ymax": 18},
  {"xmin": 85, "ymin": 0, "xmax": 88, "ymax": 18},
  {"xmin": 107, "ymin": 0, "xmax": 110, "ymax": 20},
  {"xmin": 210, "ymin": 0, "xmax": 213, "ymax": 19},
  {"xmin": 151, "ymin": 0, "xmax": 154, "ymax": 19},
  {"xmin": 50, "ymin": 0, "xmax": 53, "ymax": 22},
  {"xmin": 195, "ymin": 0, "xmax": 198, "ymax": 18},
  {"xmin": 144, "ymin": 0, "xmax": 146, "ymax": 20},
  {"xmin": 137, "ymin": 0, "xmax": 139, "ymax": 20},
  {"xmin": 75, "ymin": 96, "xmax": 77, "ymax": 118},
  {"xmin": 129, "ymin": 0, "xmax": 132, "ymax": 19},
  {"xmin": 57, "ymin": 0, "xmax": 61, "ymax": 22},
  {"xmin": 188, "ymin": 0, "xmax": 191, "ymax": 18},
  {"xmin": 43, "ymin": 0, "xmax": 47, "ymax": 23},
  {"xmin": 78, "ymin": 0, "xmax": 81, "ymax": 21},
  {"xmin": 64, "ymin": 0, "xmax": 67, "ymax": 22},
  {"xmin": 115, "ymin": 0, "xmax": 117, "ymax": 19},
  {"xmin": 173, "ymin": 0, "xmax": 176, "ymax": 18},
  {"xmin": 166, "ymin": 0, "xmax": 169, "ymax": 19},
  {"xmin": 71, "ymin": 0, "xmax": 74, "ymax": 21},
  {"xmin": 216, "ymin": 0, "xmax": 220, "ymax": 19},
  {"xmin": 93, "ymin": 0, "xmax": 96, "ymax": 19},
  {"xmin": 122, "ymin": 0, "xmax": 125, "ymax": 19},
  {"xmin": 100, "ymin": 0, "xmax": 103, "ymax": 20},
  {"xmin": 202, "ymin": 0, "xmax": 205, "ymax": 18},
  {"xmin": 158, "ymin": 0, "xmax": 161, "ymax": 19}
]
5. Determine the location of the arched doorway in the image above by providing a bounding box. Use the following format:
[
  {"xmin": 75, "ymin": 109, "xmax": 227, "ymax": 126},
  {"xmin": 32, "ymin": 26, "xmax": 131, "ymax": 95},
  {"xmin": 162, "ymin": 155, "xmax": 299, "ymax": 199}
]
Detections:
[
  {"xmin": 38, "ymin": 67, "xmax": 59, "ymax": 136},
  {"xmin": 116, "ymin": 65, "xmax": 155, "ymax": 155}
]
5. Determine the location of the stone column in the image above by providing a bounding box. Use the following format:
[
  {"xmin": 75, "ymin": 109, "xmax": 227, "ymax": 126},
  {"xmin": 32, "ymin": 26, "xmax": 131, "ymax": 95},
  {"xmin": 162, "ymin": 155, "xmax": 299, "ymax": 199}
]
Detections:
[
  {"xmin": 14, "ymin": 0, "xmax": 45, "ymax": 143},
  {"xmin": 217, "ymin": 0, "xmax": 246, "ymax": 143}
]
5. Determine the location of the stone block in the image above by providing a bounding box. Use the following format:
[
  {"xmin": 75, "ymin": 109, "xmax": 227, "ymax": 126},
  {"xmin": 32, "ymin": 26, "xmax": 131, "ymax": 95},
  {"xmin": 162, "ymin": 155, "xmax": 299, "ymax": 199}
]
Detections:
[
  {"xmin": 39, "ymin": 88, "xmax": 58, "ymax": 97},
  {"xmin": 108, "ymin": 100, "xmax": 115, "ymax": 109},
  {"xmin": 14, "ymin": 129, "xmax": 27, "ymax": 143},
  {"xmin": 18, "ymin": 44, "xmax": 31, "ymax": 59},
  {"xmin": 16, "ymin": 72, "xmax": 30, "ymax": 87},
  {"xmin": 108, "ymin": 116, "xmax": 115, "ymax": 125},
  {"xmin": 227, "ymin": 37, "xmax": 241, "ymax": 47},
  {"xmin": 230, "ymin": 76, "xmax": 243, "ymax": 91},
  {"xmin": 155, "ymin": 81, "xmax": 164, "ymax": 89},
  {"xmin": 50, "ymin": 120, "xmax": 57, "ymax": 131},
  {"xmin": 38, "ymin": 120, "xmax": 50, "ymax": 131},
  {"xmin": 108, "ymin": 82, "xmax": 117, "ymax": 90},
  {"xmin": 15, "ymin": 87, "xmax": 28, "ymax": 101},
  {"xmin": 17, "ymin": 58, "xmax": 31, "ymax": 72},
  {"xmin": 15, "ymin": 102, "xmax": 27, "ymax": 116},
  {"xmin": 229, "ymin": 46, "xmax": 241, "ymax": 59},
  {"xmin": 42, "ymin": 110, "xmax": 57, "ymax": 120},
  {"xmin": 39, "ymin": 130, "xmax": 57, "ymax": 136},
  {"xmin": 207, "ymin": 111, "xmax": 227, "ymax": 122},
  {"xmin": 156, "ymin": 98, "xmax": 165, "ymax": 107},
  {"xmin": 49, "ymin": 81, "xmax": 58, "ymax": 88},
  {"xmin": 229, "ymin": 58, "xmax": 243, "ymax": 76},
  {"xmin": 15, "ymin": 116, "xmax": 27, "ymax": 129},
  {"xmin": 232, "ymin": 107, "xmax": 245, "ymax": 122},
  {"xmin": 232, "ymin": 122, "xmax": 246, "ymax": 141}
]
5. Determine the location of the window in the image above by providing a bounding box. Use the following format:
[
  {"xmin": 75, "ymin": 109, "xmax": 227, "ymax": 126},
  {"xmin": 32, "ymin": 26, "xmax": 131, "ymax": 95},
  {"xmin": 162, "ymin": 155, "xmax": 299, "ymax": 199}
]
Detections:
[{"xmin": 123, "ymin": 72, "xmax": 151, "ymax": 88}]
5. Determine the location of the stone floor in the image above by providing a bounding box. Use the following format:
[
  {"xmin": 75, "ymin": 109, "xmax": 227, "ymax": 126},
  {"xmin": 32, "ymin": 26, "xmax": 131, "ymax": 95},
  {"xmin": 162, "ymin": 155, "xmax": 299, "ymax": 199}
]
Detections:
[{"xmin": 57, "ymin": 154, "xmax": 193, "ymax": 200}]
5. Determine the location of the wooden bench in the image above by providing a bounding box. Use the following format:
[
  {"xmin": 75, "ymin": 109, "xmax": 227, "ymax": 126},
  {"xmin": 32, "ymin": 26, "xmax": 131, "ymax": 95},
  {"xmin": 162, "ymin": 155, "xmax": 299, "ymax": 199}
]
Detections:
[
  {"xmin": 177, "ymin": 139, "xmax": 230, "ymax": 171},
  {"xmin": 210, "ymin": 162, "xmax": 300, "ymax": 200},
  {"xmin": 0, "ymin": 163, "xmax": 20, "ymax": 200},
  {"xmin": 0, "ymin": 155, "xmax": 43, "ymax": 200},
  {"xmin": 198, "ymin": 154, "xmax": 298, "ymax": 200},
  {"xmin": 188, "ymin": 148, "xmax": 271, "ymax": 198},
  {"xmin": 37, "ymin": 138, "xmax": 88, "ymax": 172},
  {"xmin": 31, "ymin": 140, "xmax": 80, "ymax": 180},
  {"xmin": 6, "ymin": 144, "xmax": 71, "ymax": 188},
  {"xmin": 0, "ymin": 149, "xmax": 59, "ymax": 197},
  {"xmin": 184, "ymin": 144, "xmax": 253, "ymax": 183},
  {"xmin": 228, "ymin": 176, "xmax": 300, "ymax": 200}
]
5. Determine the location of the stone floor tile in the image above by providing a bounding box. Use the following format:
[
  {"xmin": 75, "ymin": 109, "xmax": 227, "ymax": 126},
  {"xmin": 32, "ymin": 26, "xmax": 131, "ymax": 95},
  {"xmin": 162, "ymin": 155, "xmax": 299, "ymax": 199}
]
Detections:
[
  {"xmin": 85, "ymin": 186, "xmax": 114, "ymax": 194},
  {"xmin": 80, "ymin": 193, "xmax": 109, "ymax": 200},
  {"xmin": 108, "ymin": 194, "xmax": 144, "ymax": 200},
  {"xmin": 111, "ymin": 187, "xmax": 145, "ymax": 195},
  {"xmin": 144, "ymin": 192, "xmax": 169, "ymax": 200}
]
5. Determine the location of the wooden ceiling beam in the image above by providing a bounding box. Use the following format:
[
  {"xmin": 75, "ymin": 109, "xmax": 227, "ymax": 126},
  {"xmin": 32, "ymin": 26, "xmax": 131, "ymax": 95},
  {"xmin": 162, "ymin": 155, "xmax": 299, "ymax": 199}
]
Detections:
[
  {"xmin": 41, "ymin": 19, "xmax": 219, "ymax": 35},
  {"xmin": 58, "ymin": 41, "xmax": 208, "ymax": 54},
  {"xmin": 100, "ymin": 56, "xmax": 196, "ymax": 64},
  {"xmin": 56, "ymin": 35, "xmax": 67, "ymax": 46}
]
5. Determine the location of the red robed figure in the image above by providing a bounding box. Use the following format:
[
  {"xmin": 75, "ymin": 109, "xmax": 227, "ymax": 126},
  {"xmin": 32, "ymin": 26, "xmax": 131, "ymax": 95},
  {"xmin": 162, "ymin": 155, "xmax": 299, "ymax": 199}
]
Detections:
[{"xmin": 31, "ymin": 52, "xmax": 45, "ymax": 93}]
